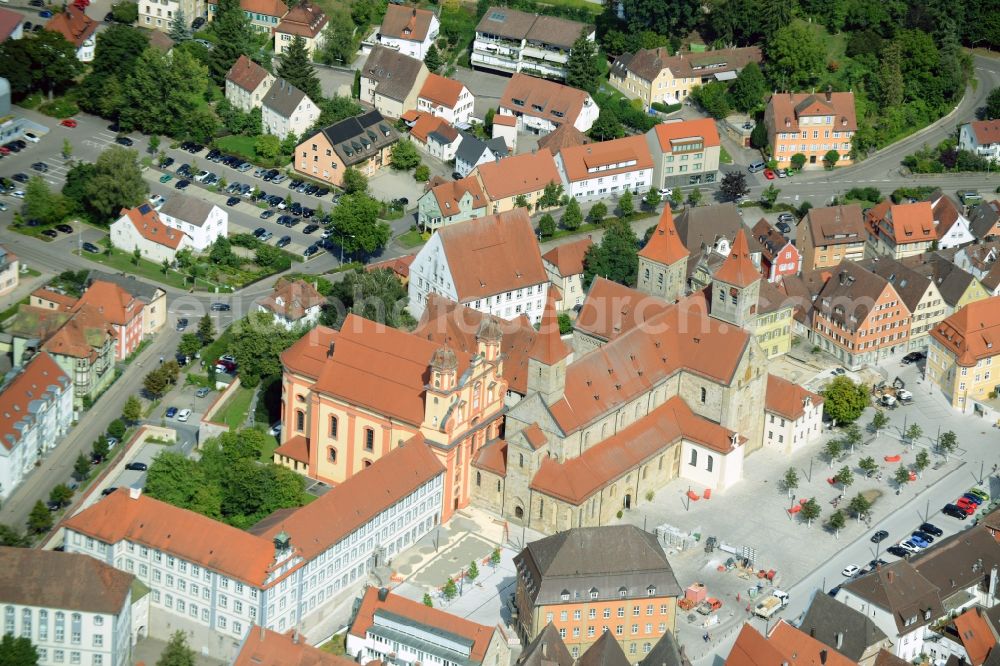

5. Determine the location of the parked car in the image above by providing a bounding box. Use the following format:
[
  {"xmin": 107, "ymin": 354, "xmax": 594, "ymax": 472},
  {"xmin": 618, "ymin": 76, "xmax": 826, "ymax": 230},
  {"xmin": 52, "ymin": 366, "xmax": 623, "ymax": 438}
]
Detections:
[
  {"xmin": 870, "ymin": 530, "xmax": 889, "ymax": 543},
  {"xmin": 961, "ymin": 493, "xmax": 983, "ymax": 505},
  {"xmin": 191, "ymin": 16, "xmax": 205, "ymax": 28},
  {"xmin": 968, "ymin": 488, "xmax": 990, "ymax": 502},
  {"xmin": 909, "ymin": 534, "xmax": 929, "ymax": 548},
  {"xmin": 30, "ymin": 162, "xmax": 48, "ymax": 172},
  {"xmin": 101, "ymin": 487, "xmax": 118, "ymax": 496},
  {"xmin": 237, "ymin": 162, "xmax": 253, "ymax": 172},
  {"xmin": 901, "ymin": 539, "xmax": 923, "ymax": 552},
  {"xmin": 159, "ymin": 173, "xmax": 172, "ymax": 183},
  {"xmin": 160, "ymin": 156, "xmax": 175, "ymax": 168},
  {"xmin": 176, "ymin": 318, "xmax": 188, "ymax": 331},
  {"xmin": 115, "ymin": 136, "xmax": 134, "ymax": 146},
  {"xmin": 919, "ymin": 522, "xmax": 943, "ymax": 536},
  {"xmin": 226, "ymin": 196, "xmax": 240, "ymax": 206},
  {"xmin": 901, "ymin": 351, "xmax": 926, "ymax": 364},
  {"xmin": 912, "ymin": 530, "xmax": 935, "ymax": 544},
  {"xmin": 165, "ymin": 406, "xmax": 178, "ymax": 418},
  {"xmin": 176, "ymin": 409, "xmax": 192, "ymax": 422},
  {"xmin": 175, "ymin": 179, "xmax": 191, "ymax": 189},
  {"xmin": 41, "ymin": 229, "xmax": 58, "ymax": 238},
  {"xmin": 23, "ymin": 131, "xmax": 40, "ymax": 143},
  {"xmin": 841, "ymin": 565, "xmax": 860, "ymax": 577},
  {"xmin": 276, "ymin": 235, "xmax": 291, "ymax": 248},
  {"xmin": 776, "ymin": 221, "xmax": 791, "ymax": 234},
  {"xmin": 210, "ymin": 302, "xmax": 230, "ymax": 311},
  {"xmin": 259, "ymin": 230, "xmax": 273, "ymax": 242},
  {"xmin": 763, "ymin": 168, "xmax": 776, "ymax": 180},
  {"xmin": 55, "ymin": 224, "xmax": 73, "ymax": 234},
  {"xmin": 195, "ymin": 387, "xmax": 211, "ymax": 398},
  {"xmin": 943, "ymin": 503, "xmax": 970, "ymax": 519},
  {"xmin": 82, "ymin": 242, "xmax": 101, "ymax": 253},
  {"xmin": 60, "ymin": 118, "xmax": 78, "ymax": 128},
  {"xmin": 886, "ymin": 545, "xmax": 910, "ymax": 557},
  {"xmin": 125, "ymin": 462, "xmax": 148, "ymax": 471},
  {"xmin": 11, "ymin": 173, "xmax": 28, "ymax": 183},
  {"xmin": 303, "ymin": 244, "xmax": 319, "ymax": 257},
  {"xmin": 302, "ymin": 224, "xmax": 319, "ymax": 234},
  {"xmin": 260, "ymin": 209, "xmax": 274, "ymax": 220},
  {"xmin": 777, "ymin": 168, "xmax": 787, "ymax": 178}
]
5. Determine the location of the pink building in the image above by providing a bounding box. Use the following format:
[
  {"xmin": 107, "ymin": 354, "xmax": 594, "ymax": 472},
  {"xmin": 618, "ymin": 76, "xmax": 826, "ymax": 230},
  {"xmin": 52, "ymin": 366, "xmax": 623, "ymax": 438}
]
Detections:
[{"xmin": 75, "ymin": 281, "xmax": 144, "ymax": 360}]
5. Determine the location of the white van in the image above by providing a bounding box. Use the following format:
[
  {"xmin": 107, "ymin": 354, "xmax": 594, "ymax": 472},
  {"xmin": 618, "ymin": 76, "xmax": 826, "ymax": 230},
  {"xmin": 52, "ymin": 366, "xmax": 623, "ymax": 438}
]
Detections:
[{"xmin": 748, "ymin": 160, "xmax": 766, "ymax": 173}]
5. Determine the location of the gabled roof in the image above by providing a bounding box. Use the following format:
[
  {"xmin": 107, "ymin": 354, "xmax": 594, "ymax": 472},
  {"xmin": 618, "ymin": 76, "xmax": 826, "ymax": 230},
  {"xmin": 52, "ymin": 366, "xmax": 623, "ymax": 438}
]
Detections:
[
  {"xmin": 714, "ymin": 229, "xmax": 759, "ymax": 287},
  {"xmin": 0, "ymin": 547, "xmax": 133, "ymax": 615},
  {"xmin": 313, "ymin": 110, "xmax": 399, "ymax": 167},
  {"xmin": 578, "ymin": 631, "xmax": 630, "ymax": 666},
  {"xmin": 235, "ymin": 626, "xmax": 356, "ymax": 666},
  {"xmin": 927, "ymin": 190, "xmax": 967, "ymax": 238},
  {"xmin": 969, "ymin": 201, "xmax": 1000, "ymax": 241},
  {"xmin": 0, "ymin": 352, "xmax": 69, "ymax": 451},
  {"xmin": 900, "ymin": 253, "xmax": 980, "ymax": 307},
  {"xmin": 45, "ymin": 6, "xmax": 97, "ymax": 48},
  {"xmin": 766, "ymin": 620, "xmax": 857, "ymax": 666},
  {"xmin": 31, "ymin": 287, "xmax": 77, "ymax": 311},
  {"xmin": 574, "ymin": 278, "xmax": 671, "ymax": 343},
  {"xmin": 648, "ymin": 118, "xmax": 721, "ymax": 151},
  {"xmin": 456, "ymin": 131, "xmax": 508, "ymax": 166},
  {"xmin": 263, "ymin": 78, "xmax": 313, "ymax": 118},
  {"xmin": 803, "ymin": 204, "xmax": 866, "ymax": 247},
  {"xmin": 969, "ymin": 120, "xmax": 1000, "ymax": 146},
  {"xmin": 725, "ymin": 624, "xmax": 787, "ymax": 666},
  {"xmin": 797, "ymin": 585, "xmax": 888, "ymax": 661},
  {"xmin": 537, "ymin": 123, "xmax": 590, "ymax": 154},
  {"xmin": 275, "ymin": 1, "xmax": 327, "ymax": 38},
  {"xmin": 814, "ymin": 262, "xmax": 896, "ymax": 332},
  {"xmin": 868, "ymin": 201, "xmax": 936, "ymax": 246},
  {"xmin": 410, "ymin": 112, "xmax": 458, "ymax": 145},
  {"xmin": 952, "ymin": 607, "xmax": 997, "ymax": 666},
  {"xmin": 612, "ymin": 46, "xmax": 761, "ymax": 84},
  {"xmin": 542, "ymin": 236, "xmax": 593, "ymax": 278},
  {"xmin": 380, "ymin": 4, "xmax": 436, "ymax": 42},
  {"xmin": 117, "ymin": 204, "xmax": 186, "ymax": 250},
  {"xmin": 278, "ymin": 325, "xmax": 337, "ymax": 380},
  {"xmin": 0, "ymin": 7, "xmax": 23, "ymax": 41},
  {"xmin": 751, "ymin": 218, "xmax": 791, "ymax": 263},
  {"xmin": 674, "ymin": 203, "xmax": 747, "ymax": 254},
  {"xmin": 531, "ymin": 289, "xmax": 570, "ymax": 365},
  {"xmin": 858, "ymin": 256, "xmax": 931, "ymax": 313},
  {"xmin": 349, "ymin": 586, "xmax": 497, "ymax": 662},
  {"xmin": 256, "ymin": 278, "xmax": 325, "ymax": 321},
  {"xmin": 75, "ymin": 280, "xmax": 140, "ymax": 326},
  {"xmin": 434, "ymin": 209, "xmax": 549, "ymax": 301},
  {"xmin": 517, "ymin": 623, "xmax": 573, "ymax": 666},
  {"xmin": 158, "ymin": 192, "xmax": 219, "ymax": 227},
  {"xmin": 767, "ymin": 91, "xmax": 857, "ymax": 133},
  {"xmin": 840, "ymin": 560, "xmax": 942, "ymax": 633},
  {"xmin": 362, "ymin": 45, "xmax": 427, "ymax": 104},
  {"xmin": 499, "ymin": 73, "xmax": 592, "ymax": 129},
  {"xmin": 909, "ymin": 525, "xmax": 1000, "ymax": 595},
  {"xmin": 87, "ymin": 271, "xmax": 163, "ymax": 304},
  {"xmin": 474, "ymin": 150, "xmax": 559, "ymax": 201},
  {"xmin": 208, "ymin": 0, "xmax": 288, "ymax": 18},
  {"xmin": 427, "ymin": 175, "xmax": 487, "ymax": 218},
  {"xmin": 638, "ymin": 632, "xmax": 688, "ymax": 666},
  {"xmin": 558, "ymin": 135, "xmax": 653, "ymax": 183},
  {"xmin": 476, "ymin": 6, "xmax": 591, "ymax": 49},
  {"xmin": 765, "ymin": 374, "xmax": 822, "ymax": 421},
  {"xmin": 42, "ymin": 304, "xmax": 113, "ymax": 361},
  {"xmin": 419, "ymin": 73, "xmax": 466, "ymax": 109},
  {"xmin": 226, "ymin": 55, "xmax": 271, "ymax": 92},
  {"xmin": 929, "ymin": 296, "xmax": 1000, "ymax": 366}
]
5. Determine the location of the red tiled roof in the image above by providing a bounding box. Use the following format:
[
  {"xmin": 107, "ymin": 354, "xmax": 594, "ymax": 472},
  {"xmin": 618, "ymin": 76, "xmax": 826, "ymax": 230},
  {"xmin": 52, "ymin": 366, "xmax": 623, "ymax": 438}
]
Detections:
[
  {"xmin": 530, "ymin": 289, "xmax": 570, "ymax": 365},
  {"xmin": 281, "ymin": 326, "xmax": 339, "ymax": 380},
  {"xmin": 42, "ymin": 304, "xmax": 112, "ymax": 361},
  {"xmin": 472, "ymin": 439, "xmax": 507, "ymax": 475},
  {"xmin": 638, "ymin": 207, "xmax": 688, "ymax": 265},
  {"xmin": 532, "ymin": 396, "xmax": 740, "ymax": 503},
  {"xmin": 63, "ymin": 490, "xmax": 277, "ymax": 586},
  {"xmin": 521, "ymin": 423, "xmax": 548, "ymax": 450},
  {"xmin": 492, "ymin": 114, "xmax": 516, "ymax": 127},
  {"xmin": 257, "ymin": 278, "xmax": 325, "ymax": 322},
  {"xmin": 970, "ymin": 120, "xmax": 1000, "ymax": 146},
  {"xmin": 274, "ymin": 434, "xmax": 309, "ymax": 464},
  {"xmin": 649, "ymin": 118, "xmax": 720, "ymax": 151},
  {"xmin": 767, "ymin": 620, "xmax": 857, "ymax": 666},
  {"xmin": 234, "ymin": 626, "xmax": 356, "ymax": 666},
  {"xmin": 542, "ymin": 237, "xmax": 592, "ymax": 278},
  {"xmin": 767, "ymin": 91, "xmax": 857, "ymax": 133},
  {"xmin": 575, "ymin": 277, "xmax": 671, "ymax": 343},
  {"xmin": 45, "ymin": 6, "xmax": 97, "ymax": 48},
  {"xmin": 536, "ymin": 123, "xmax": 590, "ymax": 154},
  {"xmin": 474, "ymin": 150, "xmax": 560, "ymax": 201},
  {"xmin": 367, "ymin": 254, "xmax": 416, "ymax": 279},
  {"xmin": 498, "ymin": 73, "xmax": 591, "ymax": 129},
  {"xmin": 867, "ymin": 201, "xmax": 936, "ymax": 245},
  {"xmin": 31, "ymin": 287, "xmax": 78, "ymax": 311},
  {"xmin": 765, "ymin": 374, "xmax": 822, "ymax": 421},
  {"xmin": 410, "ymin": 112, "xmax": 458, "ymax": 144},
  {"xmin": 237, "ymin": 0, "xmax": 287, "ymax": 17},
  {"xmin": 557, "ymin": 135, "xmax": 653, "ymax": 183},
  {"xmin": 226, "ymin": 55, "xmax": 271, "ymax": 92},
  {"xmin": 714, "ymin": 229, "xmax": 759, "ymax": 287},
  {"xmin": 350, "ymin": 586, "xmax": 497, "ymax": 663},
  {"xmin": 428, "ymin": 176, "xmax": 487, "ymax": 220},
  {"xmin": 0, "ymin": 547, "xmax": 133, "ymax": 615},
  {"xmin": 0, "ymin": 352, "xmax": 69, "ymax": 451},
  {"xmin": 0, "ymin": 7, "xmax": 23, "ymax": 41},
  {"xmin": 930, "ymin": 296, "xmax": 1000, "ymax": 367},
  {"xmin": 380, "ymin": 4, "xmax": 435, "ymax": 42},
  {"xmin": 255, "ymin": 437, "xmax": 444, "ymax": 560},
  {"xmin": 419, "ymin": 73, "xmax": 465, "ymax": 109},
  {"xmin": 276, "ymin": 2, "xmax": 327, "ymax": 38},
  {"xmin": 953, "ymin": 607, "xmax": 996, "ymax": 666},
  {"xmin": 725, "ymin": 624, "xmax": 787, "ymax": 666},
  {"xmin": 75, "ymin": 280, "xmax": 140, "ymax": 326},
  {"xmin": 118, "ymin": 205, "xmax": 186, "ymax": 250}
]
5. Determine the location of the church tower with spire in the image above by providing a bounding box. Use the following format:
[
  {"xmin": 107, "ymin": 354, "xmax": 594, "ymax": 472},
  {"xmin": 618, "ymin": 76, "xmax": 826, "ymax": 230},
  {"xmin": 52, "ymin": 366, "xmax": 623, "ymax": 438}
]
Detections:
[
  {"xmin": 637, "ymin": 207, "xmax": 689, "ymax": 302},
  {"xmin": 527, "ymin": 289, "xmax": 570, "ymax": 405},
  {"xmin": 710, "ymin": 228, "xmax": 761, "ymax": 327}
]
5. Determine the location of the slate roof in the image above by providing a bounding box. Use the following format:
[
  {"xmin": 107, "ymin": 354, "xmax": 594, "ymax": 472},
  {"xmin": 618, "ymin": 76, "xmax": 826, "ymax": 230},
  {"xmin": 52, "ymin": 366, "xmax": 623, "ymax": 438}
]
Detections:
[
  {"xmin": 456, "ymin": 131, "xmax": 508, "ymax": 166},
  {"xmin": 840, "ymin": 560, "xmax": 943, "ymax": 633},
  {"xmin": 577, "ymin": 631, "xmax": 630, "ymax": 666},
  {"xmin": 814, "ymin": 262, "xmax": 895, "ymax": 333},
  {"xmin": 969, "ymin": 201, "xmax": 1000, "ymax": 240},
  {"xmin": 858, "ymin": 256, "xmax": 931, "ymax": 314},
  {"xmin": 638, "ymin": 631, "xmax": 688, "ymax": 666},
  {"xmin": 517, "ymin": 623, "xmax": 573, "ymax": 666},
  {"xmin": 314, "ymin": 110, "xmax": 399, "ymax": 168},
  {"xmin": 797, "ymin": 592, "xmax": 888, "ymax": 662},
  {"xmin": 900, "ymin": 253, "xmax": 980, "ymax": 308},
  {"xmin": 87, "ymin": 271, "xmax": 162, "ymax": 304},
  {"xmin": 158, "ymin": 193, "xmax": 218, "ymax": 227},
  {"xmin": 263, "ymin": 78, "xmax": 312, "ymax": 118},
  {"xmin": 362, "ymin": 46, "xmax": 426, "ymax": 103}
]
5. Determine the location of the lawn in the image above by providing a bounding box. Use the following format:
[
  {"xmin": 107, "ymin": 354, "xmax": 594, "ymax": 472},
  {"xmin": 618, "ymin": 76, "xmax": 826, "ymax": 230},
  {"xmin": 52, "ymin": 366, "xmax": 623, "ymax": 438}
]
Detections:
[
  {"xmin": 535, "ymin": 0, "xmax": 602, "ymax": 15},
  {"xmin": 78, "ymin": 247, "xmax": 190, "ymax": 289},
  {"xmin": 258, "ymin": 431, "xmax": 279, "ymax": 463},
  {"xmin": 215, "ymin": 386, "xmax": 255, "ymax": 430},
  {"xmin": 214, "ymin": 135, "xmax": 291, "ymax": 169},
  {"xmin": 200, "ymin": 325, "xmax": 235, "ymax": 370},
  {"xmin": 0, "ymin": 296, "xmax": 28, "ymax": 327},
  {"xmin": 397, "ymin": 228, "xmax": 426, "ymax": 248}
]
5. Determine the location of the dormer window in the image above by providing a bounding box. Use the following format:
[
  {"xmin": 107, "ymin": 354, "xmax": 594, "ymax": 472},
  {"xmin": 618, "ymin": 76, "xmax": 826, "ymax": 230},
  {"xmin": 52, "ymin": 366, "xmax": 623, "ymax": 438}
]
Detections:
[
  {"xmin": 590, "ymin": 588, "xmax": 599, "ymax": 599},
  {"xmin": 647, "ymin": 586, "xmax": 656, "ymax": 596}
]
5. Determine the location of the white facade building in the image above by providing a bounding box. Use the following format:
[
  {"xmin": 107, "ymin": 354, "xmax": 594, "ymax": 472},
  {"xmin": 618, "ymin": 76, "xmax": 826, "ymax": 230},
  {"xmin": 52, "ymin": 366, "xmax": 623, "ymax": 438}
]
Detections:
[
  {"xmin": 0, "ymin": 352, "xmax": 72, "ymax": 501},
  {"xmin": 110, "ymin": 204, "xmax": 191, "ymax": 264},
  {"xmin": 959, "ymin": 120, "xmax": 1000, "ymax": 163},
  {"xmin": 377, "ymin": 5, "xmax": 439, "ymax": 59},
  {"xmin": 554, "ymin": 135, "xmax": 654, "ymax": 201},
  {"xmin": 157, "ymin": 195, "xmax": 228, "ymax": 252},
  {"xmin": 416, "ymin": 74, "xmax": 474, "ymax": 126},
  {"xmin": 762, "ymin": 374, "xmax": 823, "ymax": 454},
  {"xmin": 254, "ymin": 278, "xmax": 325, "ymax": 331},
  {"xmin": 261, "ymin": 79, "xmax": 320, "ymax": 141},
  {"xmin": 471, "ymin": 7, "xmax": 594, "ymax": 81}
]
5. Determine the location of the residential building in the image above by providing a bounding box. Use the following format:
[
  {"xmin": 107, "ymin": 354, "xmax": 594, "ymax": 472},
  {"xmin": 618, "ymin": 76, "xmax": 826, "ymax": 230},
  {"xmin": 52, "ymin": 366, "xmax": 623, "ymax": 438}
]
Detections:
[
  {"xmin": 75, "ymin": 281, "xmax": 145, "ymax": 361},
  {"xmin": 811, "ymin": 262, "xmax": 911, "ymax": 369},
  {"xmin": 41, "ymin": 304, "xmax": 116, "ymax": 408},
  {"xmin": 274, "ymin": 2, "xmax": 327, "ymax": 57},
  {"xmin": 498, "ymin": 73, "xmax": 599, "ymax": 134},
  {"xmin": 610, "ymin": 46, "xmax": 762, "ymax": 108},
  {"xmin": 254, "ymin": 278, "xmax": 325, "ymax": 331},
  {"xmin": 140, "ymin": 0, "xmax": 204, "ymax": 32},
  {"xmin": 0, "ymin": 245, "xmax": 17, "ymax": 297},
  {"xmin": 146, "ymin": 31, "xmax": 175, "ymax": 53},
  {"xmin": 407, "ymin": 209, "xmax": 550, "ymax": 323},
  {"xmin": 554, "ymin": 135, "xmax": 654, "ymax": 201},
  {"xmin": 472, "ymin": 7, "xmax": 594, "ymax": 80},
  {"xmin": 224, "ymin": 55, "xmax": 275, "ymax": 113},
  {"xmin": 417, "ymin": 74, "xmax": 474, "ymax": 126},
  {"xmin": 30, "ymin": 287, "xmax": 77, "ymax": 313},
  {"xmin": 276, "ymin": 315, "xmax": 503, "ymax": 522},
  {"xmin": 752, "ymin": 219, "xmax": 801, "ymax": 282},
  {"xmin": 416, "ymin": 175, "xmax": 487, "ymax": 231},
  {"xmin": 261, "ymin": 79, "xmax": 320, "ymax": 140},
  {"xmin": 407, "ymin": 112, "xmax": 462, "ymax": 162},
  {"xmin": 734, "ymin": 621, "xmax": 858, "ymax": 666},
  {"xmin": 927, "ymin": 296, "xmax": 1000, "ymax": 411},
  {"xmin": 0, "ymin": 8, "xmax": 24, "ymax": 41},
  {"xmin": 797, "ymin": 593, "xmax": 891, "ymax": 666},
  {"xmin": 959, "ymin": 120, "xmax": 1000, "ymax": 163},
  {"xmin": 764, "ymin": 90, "xmax": 857, "ymax": 169},
  {"xmin": 0, "ymin": 547, "xmax": 138, "ymax": 666},
  {"xmin": 927, "ymin": 190, "xmax": 975, "ymax": 249},
  {"xmin": 645, "ymin": 118, "xmax": 721, "ymax": 190},
  {"xmin": 64, "ymin": 440, "xmax": 445, "ymax": 661},
  {"xmin": 294, "ymin": 111, "xmax": 399, "ymax": 187},
  {"xmin": 902, "ymin": 252, "xmax": 990, "ymax": 315},
  {"xmin": 763, "ymin": 374, "xmax": 822, "ymax": 454},
  {"xmin": 348, "ymin": 587, "xmax": 510, "ymax": 666},
  {"xmin": 573, "ymin": 277, "xmax": 671, "ymax": 354},
  {"xmin": 492, "ymin": 113, "xmax": 518, "ymax": 152},
  {"xmin": 637, "ymin": 208, "xmax": 689, "ymax": 303},
  {"xmin": 537, "ymin": 123, "xmax": 589, "ymax": 156},
  {"xmin": 750, "ymin": 280, "xmax": 795, "ymax": 359},
  {"xmin": 859, "ymin": 256, "xmax": 945, "ymax": 352},
  {"xmin": 367, "ymin": 255, "xmax": 416, "ymax": 285},
  {"xmin": 157, "ymin": 194, "xmax": 227, "ymax": 252},
  {"xmin": 110, "ymin": 204, "xmax": 191, "ymax": 265},
  {"xmin": 207, "ymin": 0, "xmax": 286, "ymax": 33},
  {"xmin": 969, "ymin": 200, "xmax": 1000, "ymax": 242},
  {"xmin": 235, "ymin": 626, "xmax": 355, "ymax": 666},
  {"xmin": 454, "ymin": 132, "xmax": 509, "ymax": 178},
  {"xmin": 797, "ymin": 204, "xmax": 867, "ymax": 271},
  {"xmin": 924, "ymin": 606, "xmax": 998, "ymax": 666},
  {"xmin": 865, "ymin": 200, "xmax": 937, "ymax": 260},
  {"xmin": 87, "ymin": 271, "xmax": 167, "ymax": 337},
  {"xmin": 673, "ymin": 203, "xmax": 762, "ymax": 291},
  {"xmin": 542, "ymin": 237, "xmax": 592, "ymax": 310},
  {"xmin": 45, "ymin": 7, "xmax": 97, "ymax": 61},
  {"xmin": 0, "ymin": 352, "xmax": 72, "ymax": 500},
  {"xmin": 360, "ymin": 46, "xmax": 429, "ymax": 120},
  {"xmin": 377, "ymin": 4, "xmax": 439, "ymax": 59},
  {"xmin": 512, "ymin": 526, "xmax": 681, "ymax": 656},
  {"xmin": 471, "ymin": 150, "xmax": 560, "ymax": 214}
]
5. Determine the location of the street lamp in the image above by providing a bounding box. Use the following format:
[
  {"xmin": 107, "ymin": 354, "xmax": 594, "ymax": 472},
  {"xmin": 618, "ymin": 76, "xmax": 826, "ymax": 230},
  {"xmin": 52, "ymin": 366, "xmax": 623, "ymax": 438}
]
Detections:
[{"xmin": 338, "ymin": 230, "xmax": 355, "ymax": 264}]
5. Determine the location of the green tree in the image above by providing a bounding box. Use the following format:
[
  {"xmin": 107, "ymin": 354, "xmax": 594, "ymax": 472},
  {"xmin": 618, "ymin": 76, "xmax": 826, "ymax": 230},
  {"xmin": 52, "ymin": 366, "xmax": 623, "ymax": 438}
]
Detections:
[
  {"xmin": 108, "ymin": 419, "xmax": 127, "ymax": 440},
  {"xmin": 414, "ymin": 164, "xmax": 430, "ymax": 182},
  {"xmin": 228, "ymin": 313, "xmax": 304, "ymax": 387},
  {"xmin": 169, "ymin": 8, "xmax": 191, "ymax": 41},
  {"xmin": 728, "ymin": 61, "xmax": 766, "ymax": 112},
  {"xmin": 876, "ymin": 41, "xmax": 904, "ymax": 108},
  {"xmin": 565, "ymin": 31, "xmax": 600, "ymax": 93},
  {"xmin": 538, "ymin": 182, "xmax": 564, "ymax": 209},
  {"xmin": 938, "ymin": 430, "xmax": 957, "ymax": 460},
  {"xmin": 758, "ymin": 0, "xmax": 791, "ymax": 39},
  {"xmin": 643, "ymin": 187, "xmax": 661, "ymax": 209},
  {"xmin": 749, "ymin": 121, "xmax": 768, "ymax": 149},
  {"xmin": 179, "ymin": 334, "xmax": 203, "ymax": 358},
  {"xmin": 858, "ymin": 456, "xmax": 878, "ymax": 478},
  {"xmin": 822, "ymin": 376, "xmax": 868, "ymax": 424},
  {"xmin": 317, "ymin": 7, "xmax": 356, "ymax": 65},
  {"xmin": 0, "ymin": 633, "xmax": 39, "ymax": 665},
  {"xmin": 761, "ymin": 183, "xmax": 780, "ymax": 207},
  {"xmin": 781, "ymin": 467, "xmax": 799, "ymax": 498},
  {"xmin": 0, "ymin": 30, "xmax": 83, "ymax": 99},
  {"xmin": 617, "ymin": 191, "xmax": 634, "ymax": 217},
  {"xmin": 848, "ymin": 493, "xmax": 871, "ymax": 520},
  {"xmin": 824, "ymin": 439, "xmax": 843, "ymax": 465},
  {"xmin": 828, "ymin": 509, "xmax": 846, "ymax": 537},
  {"xmin": 538, "ymin": 213, "xmax": 556, "ymax": 238},
  {"xmin": 834, "ymin": 466, "xmax": 854, "ymax": 490},
  {"xmin": 423, "ymin": 593, "xmax": 434, "ymax": 607},
  {"xmin": 870, "ymin": 410, "xmax": 889, "ymax": 434},
  {"xmin": 197, "ymin": 314, "xmax": 215, "ymax": 343},
  {"xmin": 132, "ymin": 248, "xmax": 142, "ymax": 266},
  {"xmin": 687, "ymin": 187, "xmax": 702, "ymax": 207},
  {"xmin": 558, "ymin": 313, "xmax": 572, "ymax": 334},
  {"xmin": 73, "ymin": 454, "xmax": 90, "ymax": 480},
  {"xmin": 670, "ymin": 188, "xmax": 684, "ymax": 208},
  {"xmin": 277, "ymin": 35, "xmax": 322, "ymax": 101},
  {"xmin": 157, "ymin": 631, "xmax": 196, "ymax": 666},
  {"xmin": 800, "ymin": 497, "xmax": 820, "ymax": 527},
  {"xmin": 843, "ymin": 423, "xmax": 863, "ymax": 452},
  {"xmin": 23, "ymin": 176, "xmax": 69, "ymax": 225},
  {"xmin": 330, "ymin": 193, "xmax": 390, "ymax": 256},
  {"xmin": 143, "ymin": 367, "xmax": 169, "ymax": 398},
  {"xmin": 325, "ymin": 268, "xmax": 415, "ymax": 330},
  {"xmin": 790, "ymin": 153, "xmax": 807, "ymax": 171},
  {"xmin": 767, "ymin": 23, "xmax": 825, "ymax": 89},
  {"xmin": 424, "ymin": 43, "xmax": 443, "ymax": 72},
  {"xmin": 561, "ymin": 197, "xmax": 583, "ymax": 230},
  {"xmin": 62, "ymin": 138, "xmax": 73, "ymax": 160},
  {"xmin": 122, "ymin": 395, "xmax": 142, "ymax": 423},
  {"xmin": 490, "ymin": 547, "xmax": 501, "ymax": 567},
  {"xmin": 27, "ymin": 500, "xmax": 52, "ymax": 535},
  {"xmin": 255, "ymin": 134, "xmax": 281, "ymax": 160},
  {"xmin": 92, "ymin": 436, "xmax": 110, "ymax": 462},
  {"xmin": 915, "ymin": 449, "xmax": 930, "ymax": 476},
  {"xmin": 582, "ymin": 219, "xmax": 639, "ymax": 288},
  {"xmin": 589, "ymin": 108, "xmax": 625, "ymax": 141},
  {"xmin": 443, "ymin": 577, "xmax": 458, "ymax": 600},
  {"xmin": 719, "ymin": 172, "xmax": 749, "ymax": 201},
  {"xmin": 390, "ymin": 140, "xmax": 421, "ymax": 171},
  {"xmin": 620, "ymin": 0, "xmax": 700, "ymax": 38},
  {"xmin": 207, "ymin": 0, "xmax": 254, "ymax": 84},
  {"xmin": 823, "ymin": 150, "xmax": 840, "ymax": 169},
  {"xmin": 342, "ymin": 167, "xmax": 368, "ymax": 194},
  {"xmin": 690, "ymin": 82, "xmax": 730, "ymax": 119},
  {"xmin": 987, "ymin": 87, "xmax": 1000, "ymax": 120},
  {"xmin": 467, "ymin": 559, "xmax": 479, "ymax": 582},
  {"xmin": 514, "ymin": 194, "xmax": 529, "ymax": 209},
  {"xmin": 84, "ymin": 145, "xmax": 149, "ymax": 222},
  {"xmin": 588, "ymin": 201, "xmax": 607, "ymax": 223},
  {"xmin": 49, "ymin": 484, "xmax": 73, "ymax": 508},
  {"xmin": 111, "ymin": 0, "xmax": 139, "ymax": 23},
  {"xmin": 893, "ymin": 464, "xmax": 911, "ymax": 488},
  {"xmin": 904, "ymin": 423, "xmax": 923, "ymax": 447}
]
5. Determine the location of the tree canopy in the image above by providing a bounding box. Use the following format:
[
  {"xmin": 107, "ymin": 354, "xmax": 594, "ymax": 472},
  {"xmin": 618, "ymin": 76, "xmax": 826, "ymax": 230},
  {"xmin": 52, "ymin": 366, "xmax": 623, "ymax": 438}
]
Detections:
[
  {"xmin": 0, "ymin": 30, "xmax": 83, "ymax": 99},
  {"xmin": 207, "ymin": 0, "xmax": 254, "ymax": 83},
  {"xmin": 329, "ymin": 193, "xmax": 390, "ymax": 256},
  {"xmin": 822, "ymin": 376, "xmax": 868, "ymax": 424},
  {"xmin": 74, "ymin": 146, "xmax": 149, "ymax": 222},
  {"xmin": 324, "ymin": 268, "xmax": 415, "ymax": 330},
  {"xmin": 565, "ymin": 31, "xmax": 600, "ymax": 93},
  {"xmin": 619, "ymin": 0, "xmax": 700, "ymax": 39},
  {"xmin": 583, "ymin": 219, "xmax": 639, "ymax": 288},
  {"xmin": 276, "ymin": 36, "xmax": 322, "ymax": 101},
  {"xmin": 228, "ymin": 312, "xmax": 304, "ymax": 387},
  {"xmin": 0, "ymin": 634, "xmax": 38, "ymax": 666}
]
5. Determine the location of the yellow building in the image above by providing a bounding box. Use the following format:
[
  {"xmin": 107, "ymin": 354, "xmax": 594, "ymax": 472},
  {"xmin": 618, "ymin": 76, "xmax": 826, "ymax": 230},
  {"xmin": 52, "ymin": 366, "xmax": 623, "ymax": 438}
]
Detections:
[
  {"xmin": 753, "ymin": 281, "xmax": 794, "ymax": 358},
  {"xmin": 926, "ymin": 296, "xmax": 1000, "ymax": 411},
  {"xmin": 472, "ymin": 151, "xmax": 561, "ymax": 214}
]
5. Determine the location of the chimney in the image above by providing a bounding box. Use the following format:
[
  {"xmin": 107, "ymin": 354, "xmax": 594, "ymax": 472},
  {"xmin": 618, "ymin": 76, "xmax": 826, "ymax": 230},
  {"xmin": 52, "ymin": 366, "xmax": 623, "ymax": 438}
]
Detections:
[
  {"xmin": 825, "ymin": 85, "xmax": 832, "ymax": 102},
  {"xmin": 839, "ymin": 270, "xmax": 848, "ymax": 286},
  {"xmin": 378, "ymin": 587, "xmax": 390, "ymax": 601},
  {"xmin": 835, "ymin": 632, "xmax": 843, "ymax": 650},
  {"xmin": 820, "ymin": 650, "xmax": 828, "ymax": 665},
  {"xmin": 292, "ymin": 629, "xmax": 299, "ymax": 644},
  {"xmin": 128, "ymin": 487, "xmax": 141, "ymax": 500},
  {"xmin": 887, "ymin": 570, "xmax": 895, "ymax": 584}
]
